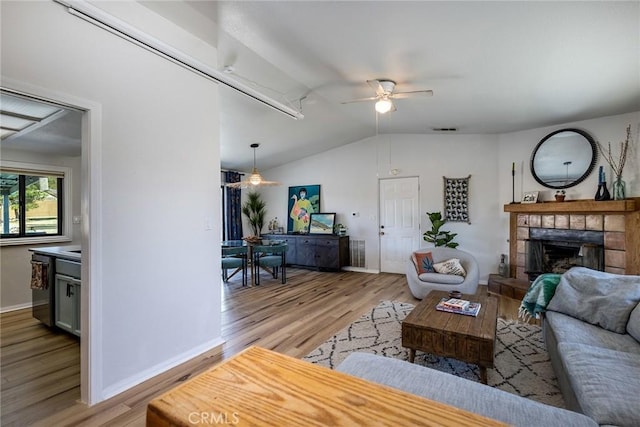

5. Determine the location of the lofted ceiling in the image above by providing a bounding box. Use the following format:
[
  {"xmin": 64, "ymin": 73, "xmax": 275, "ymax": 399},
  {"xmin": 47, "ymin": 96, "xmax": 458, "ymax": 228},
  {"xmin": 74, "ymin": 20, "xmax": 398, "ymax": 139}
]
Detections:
[
  {"xmin": 3, "ymin": 1, "xmax": 639, "ymax": 173},
  {"xmin": 146, "ymin": 1, "xmax": 640, "ymax": 172}
]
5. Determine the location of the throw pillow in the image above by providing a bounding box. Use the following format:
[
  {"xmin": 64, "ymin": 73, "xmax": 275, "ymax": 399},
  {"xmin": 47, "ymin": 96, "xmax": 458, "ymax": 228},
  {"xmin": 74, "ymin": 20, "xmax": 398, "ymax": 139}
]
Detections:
[
  {"xmin": 433, "ymin": 258, "xmax": 466, "ymax": 277},
  {"xmin": 626, "ymin": 302, "xmax": 640, "ymax": 342},
  {"xmin": 547, "ymin": 267, "xmax": 640, "ymax": 334},
  {"xmin": 412, "ymin": 252, "xmax": 434, "ymax": 274}
]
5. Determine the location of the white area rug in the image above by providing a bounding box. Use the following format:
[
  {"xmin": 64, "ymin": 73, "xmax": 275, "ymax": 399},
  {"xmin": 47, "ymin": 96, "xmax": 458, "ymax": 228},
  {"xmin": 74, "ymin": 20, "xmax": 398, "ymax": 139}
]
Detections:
[{"xmin": 303, "ymin": 300, "xmax": 565, "ymax": 408}]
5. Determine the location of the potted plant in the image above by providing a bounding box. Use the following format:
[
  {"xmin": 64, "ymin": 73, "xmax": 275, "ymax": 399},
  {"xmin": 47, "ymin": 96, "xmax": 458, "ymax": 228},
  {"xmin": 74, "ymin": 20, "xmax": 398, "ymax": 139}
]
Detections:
[
  {"xmin": 422, "ymin": 211, "xmax": 459, "ymax": 248},
  {"xmin": 242, "ymin": 191, "xmax": 266, "ymax": 242},
  {"xmin": 555, "ymin": 190, "xmax": 566, "ymax": 202}
]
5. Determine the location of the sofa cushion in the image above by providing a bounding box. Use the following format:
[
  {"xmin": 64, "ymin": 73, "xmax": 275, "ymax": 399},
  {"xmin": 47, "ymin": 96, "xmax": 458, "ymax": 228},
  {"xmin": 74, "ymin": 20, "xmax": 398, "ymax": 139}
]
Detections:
[
  {"xmin": 627, "ymin": 302, "xmax": 640, "ymax": 342},
  {"xmin": 544, "ymin": 311, "xmax": 640, "ymax": 354},
  {"xmin": 558, "ymin": 342, "xmax": 640, "ymax": 427},
  {"xmin": 337, "ymin": 352, "xmax": 597, "ymax": 427},
  {"xmin": 417, "ymin": 272, "xmax": 465, "ymax": 284},
  {"xmin": 432, "ymin": 258, "xmax": 466, "ymax": 276},
  {"xmin": 547, "ymin": 267, "xmax": 640, "ymax": 333},
  {"xmin": 411, "ymin": 251, "xmax": 434, "ymax": 274}
]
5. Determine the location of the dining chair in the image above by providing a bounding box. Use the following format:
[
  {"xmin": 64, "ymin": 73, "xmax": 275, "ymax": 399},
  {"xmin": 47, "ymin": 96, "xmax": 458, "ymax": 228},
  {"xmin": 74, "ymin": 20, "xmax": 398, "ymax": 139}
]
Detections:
[
  {"xmin": 222, "ymin": 245, "xmax": 248, "ymax": 286},
  {"xmin": 253, "ymin": 243, "xmax": 287, "ymax": 285}
]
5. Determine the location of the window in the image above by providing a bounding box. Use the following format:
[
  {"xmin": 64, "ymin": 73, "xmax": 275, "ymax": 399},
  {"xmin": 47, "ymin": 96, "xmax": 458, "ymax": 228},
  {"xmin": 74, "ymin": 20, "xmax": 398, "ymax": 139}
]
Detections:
[{"xmin": 1, "ymin": 161, "xmax": 72, "ymax": 245}]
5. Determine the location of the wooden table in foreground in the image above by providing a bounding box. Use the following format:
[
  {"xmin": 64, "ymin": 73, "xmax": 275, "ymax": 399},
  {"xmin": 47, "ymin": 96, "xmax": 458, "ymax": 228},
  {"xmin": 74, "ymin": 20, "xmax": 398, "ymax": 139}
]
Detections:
[
  {"xmin": 402, "ymin": 290, "xmax": 498, "ymax": 384},
  {"xmin": 146, "ymin": 346, "xmax": 506, "ymax": 426}
]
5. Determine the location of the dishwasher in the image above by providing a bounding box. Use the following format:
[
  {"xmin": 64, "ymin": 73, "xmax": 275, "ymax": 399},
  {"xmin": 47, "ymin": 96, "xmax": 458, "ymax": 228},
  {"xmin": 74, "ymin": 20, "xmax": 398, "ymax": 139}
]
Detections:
[
  {"xmin": 55, "ymin": 259, "xmax": 82, "ymax": 337},
  {"xmin": 31, "ymin": 253, "xmax": 55, "ymax": 327}
]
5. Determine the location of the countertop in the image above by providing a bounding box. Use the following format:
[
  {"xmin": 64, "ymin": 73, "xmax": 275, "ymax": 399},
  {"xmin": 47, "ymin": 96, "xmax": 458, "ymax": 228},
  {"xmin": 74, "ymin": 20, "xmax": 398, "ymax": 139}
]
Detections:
[{"xmin": 29, "ymin": 245, "xmax": 81, "ymax": 262}]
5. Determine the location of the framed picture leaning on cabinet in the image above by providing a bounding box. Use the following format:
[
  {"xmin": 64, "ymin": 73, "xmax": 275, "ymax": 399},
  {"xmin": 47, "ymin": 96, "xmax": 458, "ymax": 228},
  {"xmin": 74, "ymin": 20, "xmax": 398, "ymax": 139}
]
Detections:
[{"xmin": 309, "ymin": 212, "xmax": 336, "ymax": 235}]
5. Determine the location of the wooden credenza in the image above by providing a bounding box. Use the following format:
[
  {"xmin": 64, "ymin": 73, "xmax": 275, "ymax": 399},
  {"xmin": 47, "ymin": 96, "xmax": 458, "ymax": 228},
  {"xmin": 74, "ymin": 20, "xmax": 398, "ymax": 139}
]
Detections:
[{"xmin": 263, "ymin": 234, "xmax": 349, "ymax": 271}]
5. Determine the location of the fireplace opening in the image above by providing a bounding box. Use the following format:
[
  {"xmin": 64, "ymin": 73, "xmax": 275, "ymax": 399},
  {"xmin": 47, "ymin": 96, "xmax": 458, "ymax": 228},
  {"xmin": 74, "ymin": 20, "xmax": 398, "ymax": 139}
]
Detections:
[{"xmin": 525, "ymin": 228, "xmax": 604, "ymax": 281}]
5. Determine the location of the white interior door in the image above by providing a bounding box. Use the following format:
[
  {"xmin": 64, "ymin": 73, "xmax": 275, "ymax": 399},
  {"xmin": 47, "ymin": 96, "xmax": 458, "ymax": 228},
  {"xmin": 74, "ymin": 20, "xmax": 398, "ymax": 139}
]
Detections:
[{"xmin": 379, "ymin": 177, "xmax": 420, "ymax": 273}]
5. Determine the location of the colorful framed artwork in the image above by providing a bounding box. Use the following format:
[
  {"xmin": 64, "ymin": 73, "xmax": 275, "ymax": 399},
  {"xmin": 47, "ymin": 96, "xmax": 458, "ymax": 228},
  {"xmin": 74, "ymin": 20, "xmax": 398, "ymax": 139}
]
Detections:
[
  {"xmin": 288, "ymin": 185, "xmax": 320, "ymax": 233},
  {"xmin": 308, "ymin": 213, "xmax": 336, "ymax": 235},
  {"xmin": 522, "ymin": 191, "xmax": 539, "ymax": 204},
  {"xmin": 443, "ymin": 175, "xmax": 471, "ymax": 223}
]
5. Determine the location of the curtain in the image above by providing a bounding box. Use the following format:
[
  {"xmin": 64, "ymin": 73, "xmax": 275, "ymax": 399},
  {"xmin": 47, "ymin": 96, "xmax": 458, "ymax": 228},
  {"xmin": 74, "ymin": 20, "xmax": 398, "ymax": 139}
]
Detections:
[{"xmin": 225, "ymin": 171, "xmax": 243, "ymax": 240}]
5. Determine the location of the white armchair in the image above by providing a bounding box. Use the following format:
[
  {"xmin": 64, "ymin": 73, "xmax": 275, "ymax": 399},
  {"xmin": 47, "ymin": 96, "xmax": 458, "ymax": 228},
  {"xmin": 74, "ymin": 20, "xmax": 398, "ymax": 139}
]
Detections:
[{"xmin": 406, "ymin": 247, "xmax": 479, "ymax": 299}]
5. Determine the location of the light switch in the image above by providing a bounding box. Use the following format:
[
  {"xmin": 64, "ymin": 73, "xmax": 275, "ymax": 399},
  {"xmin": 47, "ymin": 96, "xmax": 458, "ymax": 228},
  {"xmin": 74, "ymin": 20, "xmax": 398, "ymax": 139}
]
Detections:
[{"xmin": 205, "ymin": 217, "xmax": 213, "ymax": 231}]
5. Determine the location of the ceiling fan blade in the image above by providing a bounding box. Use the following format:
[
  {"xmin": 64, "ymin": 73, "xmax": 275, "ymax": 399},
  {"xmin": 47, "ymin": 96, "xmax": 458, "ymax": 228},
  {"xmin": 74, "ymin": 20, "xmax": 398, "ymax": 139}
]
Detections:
[
  {"xmin": 390, "ymin": 90, "xmax": 434, "ymax": 99},
  {"xmin": 340, "ymin": 96, "xmax": 378, "ymax": 104},
  {"xmin": 366, "ymin": 79, "xmax": 386, "ymax": 96}
]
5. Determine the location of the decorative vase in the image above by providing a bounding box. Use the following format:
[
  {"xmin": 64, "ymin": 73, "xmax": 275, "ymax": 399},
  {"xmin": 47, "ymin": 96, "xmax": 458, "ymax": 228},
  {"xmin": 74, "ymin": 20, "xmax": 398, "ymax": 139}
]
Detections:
[
  {"xmin": 498, "ymin": 254, "xmax": 509, "ymax": 278},
  {"xmin": 595, "ymin": 182, "xmax": 611, "ymax": 201},
  {"xmin": 612, "ymin": 175, "xmax": 626, "ymax": 200}
]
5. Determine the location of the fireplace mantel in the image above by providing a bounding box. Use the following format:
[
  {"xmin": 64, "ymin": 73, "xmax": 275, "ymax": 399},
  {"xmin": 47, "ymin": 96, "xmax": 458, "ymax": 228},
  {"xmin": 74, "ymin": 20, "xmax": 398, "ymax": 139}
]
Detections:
[
  {"xmin": 504, "ymin": 198, "xmax": 640, "ymax": 278},
  {"xmin": 504, "ymin": 199, "xmax": 638, "ymax": 214}
]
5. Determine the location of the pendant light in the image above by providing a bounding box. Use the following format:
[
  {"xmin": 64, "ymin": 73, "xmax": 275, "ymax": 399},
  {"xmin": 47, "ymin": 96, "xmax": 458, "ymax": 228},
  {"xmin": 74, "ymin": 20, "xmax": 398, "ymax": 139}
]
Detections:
[{"xmin": 227, "ymin": 143, "xmax": 280, "ymax": 189}]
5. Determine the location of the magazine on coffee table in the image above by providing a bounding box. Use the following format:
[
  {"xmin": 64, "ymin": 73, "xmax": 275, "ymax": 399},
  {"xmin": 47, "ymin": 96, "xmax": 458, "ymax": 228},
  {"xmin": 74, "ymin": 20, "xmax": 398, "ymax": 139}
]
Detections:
[{"xmin": 436, "ymin": 297, "xmax": 482, "ymax": 317}]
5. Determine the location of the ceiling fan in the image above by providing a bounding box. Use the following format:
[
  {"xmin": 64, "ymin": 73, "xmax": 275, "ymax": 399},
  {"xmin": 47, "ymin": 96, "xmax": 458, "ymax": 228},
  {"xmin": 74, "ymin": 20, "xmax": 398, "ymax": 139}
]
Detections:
[{"xmin": 341, "ymin": 79, "xmax": 433, "ymax": 113}]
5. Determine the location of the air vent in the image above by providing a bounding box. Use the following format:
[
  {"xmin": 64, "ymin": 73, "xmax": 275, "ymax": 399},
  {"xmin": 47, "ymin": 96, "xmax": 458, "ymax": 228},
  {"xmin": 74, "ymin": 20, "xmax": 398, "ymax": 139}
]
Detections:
[
  {"xmin": 432, "ymin": 127, "xmax": 458, "ymax": 132},
  {"xmin": 350, "ymin": 240, "xmax": 366, "ymax": 268}
]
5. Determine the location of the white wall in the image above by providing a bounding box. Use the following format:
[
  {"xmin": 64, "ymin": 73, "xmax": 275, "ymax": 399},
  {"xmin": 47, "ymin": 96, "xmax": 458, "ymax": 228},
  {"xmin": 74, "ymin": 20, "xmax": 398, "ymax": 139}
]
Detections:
[
  {"xmin": 258, "ymin": 111, "xmax": 639, "ymax": 283},
  {"xmin": 0, "ymin": 149, "xmax": 81, "ymax": 311},
  {"xmin": 1, "ymin": 1, "xmax": 221, "ymax": 402},
  {"xmin": 259, "ymin": 133, "xmax": 502, "ymax": 282}
]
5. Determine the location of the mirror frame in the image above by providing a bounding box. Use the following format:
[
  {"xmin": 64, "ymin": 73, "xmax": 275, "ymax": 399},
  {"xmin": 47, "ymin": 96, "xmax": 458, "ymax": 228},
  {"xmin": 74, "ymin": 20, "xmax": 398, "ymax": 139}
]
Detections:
[{"xmin": 530, "ymin": 128, "xmax": 597, "ymax": 190}]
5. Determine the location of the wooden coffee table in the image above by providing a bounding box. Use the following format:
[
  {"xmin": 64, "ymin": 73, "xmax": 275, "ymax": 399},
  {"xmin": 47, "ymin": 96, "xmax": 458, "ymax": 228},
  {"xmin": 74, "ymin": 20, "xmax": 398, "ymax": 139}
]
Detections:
[{"xmin": 402, "ymin": 290, "xmax": 498, "ymax": 384}]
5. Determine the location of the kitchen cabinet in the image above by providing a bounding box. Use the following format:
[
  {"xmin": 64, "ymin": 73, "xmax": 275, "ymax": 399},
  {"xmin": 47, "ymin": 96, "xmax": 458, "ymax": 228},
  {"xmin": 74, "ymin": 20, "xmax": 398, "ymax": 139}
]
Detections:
[
  {"xmin": 263, "ymin": 234, "xmax": 349, "ymax": 271},
  {"xmin": 54, "ymin": 259, "xmax": 81, "ymax": 337},
  {"xmin": 29, "ymin": 245, "xmax": 81, "ymax": 329}
]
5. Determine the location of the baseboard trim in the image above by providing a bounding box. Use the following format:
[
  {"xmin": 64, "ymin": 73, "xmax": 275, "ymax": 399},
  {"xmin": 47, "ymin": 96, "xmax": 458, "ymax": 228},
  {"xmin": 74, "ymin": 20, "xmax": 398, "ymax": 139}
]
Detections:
[
  {"xmin": 342, "ymin": 266, "xmax": 379, "ymax": 274},
  {"xmin": 100, "ymin": 337, "xmax": 225, "ymax": 401},
  {"xmin": 1, "ymin": 302, "xmax": 33, "ymax": 313}
]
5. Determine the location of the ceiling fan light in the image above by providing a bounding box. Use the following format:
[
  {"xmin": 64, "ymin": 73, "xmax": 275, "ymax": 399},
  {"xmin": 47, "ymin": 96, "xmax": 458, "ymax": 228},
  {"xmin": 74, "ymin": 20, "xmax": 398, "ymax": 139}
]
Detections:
[{"xmin": 375, "ymin": 98, "xmax": 393, "ymax": 114}]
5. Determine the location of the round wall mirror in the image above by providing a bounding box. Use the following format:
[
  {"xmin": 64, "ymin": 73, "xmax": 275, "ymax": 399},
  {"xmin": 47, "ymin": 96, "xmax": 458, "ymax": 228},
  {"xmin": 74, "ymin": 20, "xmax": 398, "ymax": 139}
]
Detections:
[{"xmin": 530, "ymin": 128, "xmax": 597, "ymax": 189}]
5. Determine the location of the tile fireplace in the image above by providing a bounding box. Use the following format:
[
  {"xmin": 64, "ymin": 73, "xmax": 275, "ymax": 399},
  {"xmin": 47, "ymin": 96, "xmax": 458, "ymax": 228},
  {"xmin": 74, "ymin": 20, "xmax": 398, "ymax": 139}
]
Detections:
[{"xmin": 504, "ymin": 199, "xmax": 640, "ymax": 281}]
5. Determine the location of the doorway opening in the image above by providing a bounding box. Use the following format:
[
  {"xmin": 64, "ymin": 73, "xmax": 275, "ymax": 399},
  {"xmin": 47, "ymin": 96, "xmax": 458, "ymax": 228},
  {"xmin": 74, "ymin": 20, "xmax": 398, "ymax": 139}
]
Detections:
[{"xmin": 1, "ymin": 87, "xmax": 91, "ymax": 419}]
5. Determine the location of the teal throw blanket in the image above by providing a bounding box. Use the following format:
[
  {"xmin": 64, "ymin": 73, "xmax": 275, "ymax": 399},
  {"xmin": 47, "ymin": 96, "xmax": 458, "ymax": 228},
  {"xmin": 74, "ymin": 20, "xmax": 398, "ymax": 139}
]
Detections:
[{"xmin": 518, "ymin": 273, "xmax": 562, "ymax": 321}]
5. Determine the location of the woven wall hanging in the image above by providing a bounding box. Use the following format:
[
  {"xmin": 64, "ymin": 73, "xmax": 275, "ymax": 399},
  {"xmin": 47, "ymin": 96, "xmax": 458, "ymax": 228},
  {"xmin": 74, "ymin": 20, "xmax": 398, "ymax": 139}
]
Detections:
[{"xmin": 443, "ymin": 175, "xmax": 470, "ymax": 223}]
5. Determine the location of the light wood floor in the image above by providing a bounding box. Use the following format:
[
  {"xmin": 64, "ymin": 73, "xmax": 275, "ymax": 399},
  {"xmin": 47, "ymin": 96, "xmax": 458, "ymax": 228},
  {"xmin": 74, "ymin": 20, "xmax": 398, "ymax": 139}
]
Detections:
[{"xmin": 1, "ymin": 269, "xmax": 526, "ymax": 426}]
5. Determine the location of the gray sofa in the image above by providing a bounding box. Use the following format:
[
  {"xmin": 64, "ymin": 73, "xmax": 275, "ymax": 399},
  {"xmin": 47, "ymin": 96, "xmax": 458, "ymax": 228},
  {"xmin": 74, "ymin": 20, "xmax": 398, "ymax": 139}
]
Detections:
[
  {"xmin": 543, "ymin": 267, "xmax": 640, "ymax": 427},
  {"xmin": 337, "ymin": 353, "xmax": 596, "ymax": 426},
  {"xmin": 337, "ymin": 267, "xmax": 640, "ymax": 426}
]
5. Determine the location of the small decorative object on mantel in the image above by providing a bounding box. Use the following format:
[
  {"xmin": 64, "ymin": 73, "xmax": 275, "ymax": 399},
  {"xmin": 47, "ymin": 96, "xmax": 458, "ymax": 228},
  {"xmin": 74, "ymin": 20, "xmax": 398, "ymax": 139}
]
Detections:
[
  {"xmin": 521, "ymin": 191, "xmax": 538, "ymax": 204},
  {"xmin": 598, "ymin": 125, "xmax": 632, "ymax": 200},
  {"xmin": 594, "ymin": 165, "xmax": 611, "ymax": 201},
  {"xmin": 510, "ymin": 162, "xmax": 516, "ymax": 204},
  {"xmin": 554, "ymin": 190, "xmax": 566, "ymax": 202}
]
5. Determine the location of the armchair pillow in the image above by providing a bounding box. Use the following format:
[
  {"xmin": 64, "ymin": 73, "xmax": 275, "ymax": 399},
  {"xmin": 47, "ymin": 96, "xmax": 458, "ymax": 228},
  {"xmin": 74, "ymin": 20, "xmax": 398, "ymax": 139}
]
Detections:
[
  {"xmin": 547, "ymin": 267, "xmax": 640, "ymax": 334},
  {"xmin": 433, "ymin": 258, "xmax": 466, "ymax": 277},
  {"xmin": 411, "ymin": 251, "xmax": 435, "ymax": 274}
]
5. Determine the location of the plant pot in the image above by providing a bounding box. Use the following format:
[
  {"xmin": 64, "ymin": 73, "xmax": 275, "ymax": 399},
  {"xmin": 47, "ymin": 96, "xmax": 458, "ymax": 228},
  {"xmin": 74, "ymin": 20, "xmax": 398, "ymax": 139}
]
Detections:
[{"xmin": 555, "ymin": 195, "xmax": 565, "ymax": 202}]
